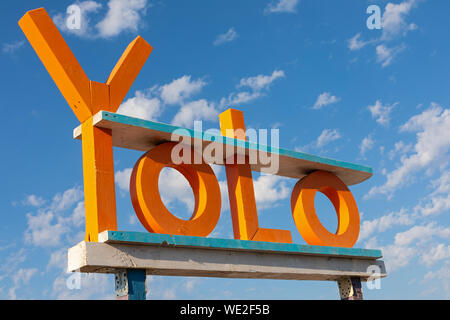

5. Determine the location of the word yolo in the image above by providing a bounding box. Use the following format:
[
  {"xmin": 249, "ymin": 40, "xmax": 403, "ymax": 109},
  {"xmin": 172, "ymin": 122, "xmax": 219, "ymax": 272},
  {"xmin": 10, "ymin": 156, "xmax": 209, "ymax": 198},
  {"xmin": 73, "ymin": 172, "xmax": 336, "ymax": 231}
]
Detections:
[
  {"xmin": 170, "ymin": 120, "xmax": 280, "ymax": 173},
  {"xmin": 131, "ymin": 108, "xmax": 360, "ymax": 247},
  {"xmin": 19, "ymin": 8, "xmax": 361, "ymax": 248}
]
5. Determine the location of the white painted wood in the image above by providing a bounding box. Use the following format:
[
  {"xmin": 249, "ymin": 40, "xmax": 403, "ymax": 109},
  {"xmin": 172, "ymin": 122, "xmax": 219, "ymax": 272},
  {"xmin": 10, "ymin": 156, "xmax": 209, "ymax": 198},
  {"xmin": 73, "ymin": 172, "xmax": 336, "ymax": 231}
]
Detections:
[{"xmin": 68, "ymin": 241, "xmax": 387, "ymax": 281}]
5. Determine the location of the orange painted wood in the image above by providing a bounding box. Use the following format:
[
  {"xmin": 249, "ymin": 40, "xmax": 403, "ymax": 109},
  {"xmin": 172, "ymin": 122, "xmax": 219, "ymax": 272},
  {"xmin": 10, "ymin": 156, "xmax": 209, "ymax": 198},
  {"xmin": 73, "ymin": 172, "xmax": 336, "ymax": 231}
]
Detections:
[
  {"xmin": 18, "ymin": 8, "xmax": 92, "ymax": 122},
  {"xmin": 219, "ymin": 109, "xmax": 292, "ymax": 243},
  {"xmin": 130, "ymin": 142, "xmax": 221, "ymax": 237},
  {"xmin": 90, "ymin": 81, "xmax": 110, "ymax": 115},
  {"xmin": 81, "ymin": 118, "xmax": 118, "ymax": 242},
  {"xmin": 223, "ymin": 161, "xmax": 260, "ymax": 240},
  {"xmin": 106, "ymin": 36, "xmax": 153, "ymax": 112},
  {"xmin": 252, "ymin": 227, "xmax": 293, "ymax": 243},
  {"xmin": 19, "ymin": 7, "xmax": 154, "ymax": 242},
  {"xmin": 291, "ymin": 171, "xmax": 360, "ymax": 247}
]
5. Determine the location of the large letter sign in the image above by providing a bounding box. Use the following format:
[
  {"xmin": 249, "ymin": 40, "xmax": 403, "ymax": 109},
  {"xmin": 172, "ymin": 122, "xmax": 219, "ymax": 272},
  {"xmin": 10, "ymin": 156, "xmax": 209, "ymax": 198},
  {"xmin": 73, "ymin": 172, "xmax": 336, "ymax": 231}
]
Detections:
[
  {"xmin": 19, "ymin": 8, "xmax": 371, "ymax": 248},
  {"xmin": 130, "ymin": 142, "xmax": 222, "ymax": 237}
]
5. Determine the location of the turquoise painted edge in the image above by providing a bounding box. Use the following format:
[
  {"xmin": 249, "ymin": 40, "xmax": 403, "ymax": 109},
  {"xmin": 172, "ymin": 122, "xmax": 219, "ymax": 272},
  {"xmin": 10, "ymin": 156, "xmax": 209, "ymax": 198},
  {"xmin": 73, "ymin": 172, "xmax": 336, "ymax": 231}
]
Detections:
[
  {"xmin": 104, "ymin": 231, "xmax": 383, "ymax": 259},
  {"xmin": 100, "ymin": 111, "xmax": 373, "ymax": 174}
]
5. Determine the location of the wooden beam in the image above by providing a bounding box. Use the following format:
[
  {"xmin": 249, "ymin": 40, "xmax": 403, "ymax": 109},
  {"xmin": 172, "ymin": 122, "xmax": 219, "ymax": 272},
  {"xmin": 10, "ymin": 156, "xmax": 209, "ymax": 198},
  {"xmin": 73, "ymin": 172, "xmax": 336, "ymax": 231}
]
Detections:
[
  {"xmin": 73, "ymin": 111, "xmax": 373, "ymax": 186},
  {"xmin": 106, "ymin": 36, "xmax": 153, "ymax": 112},
  {"xmin": 98, "ymin": 231, "xmax": 383, "ymax": 259},
  {"xmin": 18, "ymin": 8, "xmax": 92, "ymax": 122},
  {"xmin": 68, "ymin": 232, "xmax": 387, "ymax": 281},
  {"xmin": 81, "ymin": 119, "xmax": 117, "ymax": 241}
]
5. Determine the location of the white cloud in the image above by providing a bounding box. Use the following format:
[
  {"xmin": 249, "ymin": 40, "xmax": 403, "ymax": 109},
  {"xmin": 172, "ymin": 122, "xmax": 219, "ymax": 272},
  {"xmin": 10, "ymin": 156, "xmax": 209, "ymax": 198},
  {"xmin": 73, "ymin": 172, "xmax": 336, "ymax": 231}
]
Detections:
[
  {"xmin": 312, "ymin": 92, "xmax": 340, "ymax": 110},
  {"xmin": 71, "ymin": 201, "xmax": 85, "ymax": 227},
  {"xmin": 172, "ymin": 99, "xmax": 219, "ymax": 127},
  {"xmin": 47, "ymin": 249, "xmax": 67, "ymax": 271},
  {"xmin": 52, "ymin": 272, "xmax": 112, "ymax": 300},
  {"xmin": 381, "ymin": 0, "xmax": 418, "ymax": 40},
  {"xmin": 117, "ymin": 91, "xmax": 161, "ymax": 121},
  {"xmin": 54, "ymin": 0, "xmax": 147, "ymax": 39},
  {"xmin": 422, "ymin": 263, "xmax": 450, "ymax": 297},
  {"xmin": 359, "ymin": 209, "xmax": 413, "ymax": 241},
  {"xmin": 388, "ymin": 141, "xmax": 413, "ymax": 160},
  {"xmin": 359, "ymin": 135, "xmax": 375, "ymax": 156},
  {"xmin": 348, "ymin": 33, "xmax": 370, "ymax": 51},
  {"xmin": 238, "ymin": 70, "xmax": 285, "ymax": 91},
  {"xmin": 414, "ymin": 171, "xmax": 450, "ymax": 216},
  {"xmin": 184, "ymin": 279, "xmax": 198, "ymax": 293},
  {"xmin": 213, "ymin": 28, "xmax": 238, "ymax": 46},
  {"xmin": 53, "ymin": 1, "xmax": 103, "ymax": 38},
  {"xmin": 159, "ymin": 167, "xmax": 195, "ymax": 215},
  {"xmin": 115, "ymin": 168, "xmax": 133, "ymax": 192},
  {"xmin": 9, "ymin": 268, "xmax": 38, "ymax": 299},
  {"xmin": 22, "ymin": 195, "xmax": 46, "ymax": 207},
  {"xmin": 25, "ymin": 211, "xmax": 68, "ymax": 247},
  {"xmin": 316, "ymin": 129, "xmax": 341, "ymax": 148},
  {"xmin": 367, "ymin": 104, "xmax": 450, "ymax": 198},
  {"xmin": 265, "ymin": 0, "xmax": 299, "ymax": 14},
  {"xmin": 404, "ymin": 221, "xmax": 446, "ymax": 244},
  {"xmin": 382, "ymin": 241, "xmax": 417, "ymax": 272},
  {"xmin": 119, "ymin": 70, "xmax": 283, "ymax": 125},
  {"xmin": 253, "ymin": 174, "xmax": 290, "ymax": 210},
  {"xmin": 2, "ymin": 40, "xmax": 25, "ymax": 54},
  {"xmin": 421, "ymin": 244, "xmax": 450, "ymax": 267},
  {"xmin": 377, "ymin": 223, "xmax": 450, "ymax": 273},
  {"xmin": 220, "ymin": 70, "xmax": 285, "ymax": 108},
  {"xmin": 429, "ymin": 170, "xmax": 450, "ymax": 195},
  {"xmin": 218, "ymin": 179, "xmax": 230, "ymax": 212},
  {"xmin": 160, "ymin": 75, "xmax": 206, "ymax": 105},
  {"xmin": 347, "ymin": 1, "xmax": 418, "ymax": 67},
  {"xmin": 0, "ymin": 249, "xmax": 26, "ymax": 279},
  {"xmin": 24, "ymin": 187, "xmax": 84, "ymax": 247},
  {"xmin": 367, "ymin": 100, "xmax": 397, "ymax": 126},
  {"xmin": 96, "ymin": 0, "xmax": 147, "ymax": 38},
  {"xmin": 50, "ymin": 187, "xmax": 84, "ymax": 212},
  {"xmin": 376, "ymin": 44, "xmax": 405, "ymax": 67},
  {"xmin": 220, "ymin": 91, "xmax": 263, "ymax": 107}
]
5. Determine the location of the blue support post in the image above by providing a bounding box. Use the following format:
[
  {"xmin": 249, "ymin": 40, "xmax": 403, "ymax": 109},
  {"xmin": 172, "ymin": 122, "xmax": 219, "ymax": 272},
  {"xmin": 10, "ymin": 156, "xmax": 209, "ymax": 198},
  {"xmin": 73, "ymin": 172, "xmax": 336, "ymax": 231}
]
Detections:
[{"xmin": 115, "ymin": 269, "xmax": 147, "ymax": 300}]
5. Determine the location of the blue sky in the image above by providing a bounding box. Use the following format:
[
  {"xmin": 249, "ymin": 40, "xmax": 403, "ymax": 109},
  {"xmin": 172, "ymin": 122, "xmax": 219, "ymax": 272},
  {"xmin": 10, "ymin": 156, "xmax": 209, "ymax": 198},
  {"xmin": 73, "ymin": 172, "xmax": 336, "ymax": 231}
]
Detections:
[{"xmin": 0, "ymin": 0, "xmax": 449, "ymax": 299}]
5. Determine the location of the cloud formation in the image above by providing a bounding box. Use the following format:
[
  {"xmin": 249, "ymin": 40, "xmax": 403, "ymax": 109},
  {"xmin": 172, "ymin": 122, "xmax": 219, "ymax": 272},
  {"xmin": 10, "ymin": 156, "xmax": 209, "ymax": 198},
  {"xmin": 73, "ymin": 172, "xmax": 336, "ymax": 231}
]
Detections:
[
  {"xmin": 265, "ymin": 0, "xmax": 299, "ymax": 14},
  {"xmin": 312, "ymin": 92, "xmax": 340, "ymax": 110},
  {"xmin": 367, "ymin": 104, "xmax": 450, "ymax": 198},
  {"xmin": 213, "ymin": 28, "xmax": 238, "ymax": 46},
  {"xmin": 53, "ymin": 0, "xmax": 147, "ymax": 39}
]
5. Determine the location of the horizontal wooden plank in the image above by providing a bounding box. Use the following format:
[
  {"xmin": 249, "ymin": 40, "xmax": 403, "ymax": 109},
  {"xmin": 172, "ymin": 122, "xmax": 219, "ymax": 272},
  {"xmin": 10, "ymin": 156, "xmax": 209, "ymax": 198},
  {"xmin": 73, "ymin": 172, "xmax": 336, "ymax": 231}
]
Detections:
[
  {"xmin": 98, "ymin": 231, "xmax": 383, "ymax": 259},
  {"xmin": 73, "ymin": 111, "xmax": 372, "ymax": 186},
  {"xmin": 68, "ymin": 240, "xmax": 387, "ymax": 281}
]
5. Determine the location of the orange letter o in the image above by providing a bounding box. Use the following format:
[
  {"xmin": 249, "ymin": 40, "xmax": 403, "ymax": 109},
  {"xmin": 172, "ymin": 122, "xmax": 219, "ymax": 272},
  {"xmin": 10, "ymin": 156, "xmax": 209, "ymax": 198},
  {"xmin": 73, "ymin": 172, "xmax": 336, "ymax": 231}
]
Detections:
[
  {"xmin": 291, "ymin": 171, "xmax": 360, "ymax": 247},
  {"xmin": 130, "ymin": 142, "xmax": 221, "ymax": 237}
]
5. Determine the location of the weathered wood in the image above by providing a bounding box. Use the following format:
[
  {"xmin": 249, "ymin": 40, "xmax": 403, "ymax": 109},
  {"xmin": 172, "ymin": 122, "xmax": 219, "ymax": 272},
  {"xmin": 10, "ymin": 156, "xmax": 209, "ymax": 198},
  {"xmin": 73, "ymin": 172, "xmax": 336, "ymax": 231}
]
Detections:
[
  {"xmin": 115, "ymin": 269, "xmax": 147, "ymax": 300},
  {"xmin": 68, "ymin": 233, "xmax": 387, "ymax": 281},
  {"xmin": 98, "ymin": 231, "xmax": 383, "ymax": 259},
  {"xmin": 106, "ymin": 36, "xmax": 153, "ymax": 112},
  {"xmin": 81, "ymin": 119, "xmax": 117, "ymax": 241},
  {"xmin": 74, "ymin": 111, "xmax": 373, "ymax": 186},
  {"xmin": 19, "ymin": 8, "xmax": 92, "ymax": 122}
]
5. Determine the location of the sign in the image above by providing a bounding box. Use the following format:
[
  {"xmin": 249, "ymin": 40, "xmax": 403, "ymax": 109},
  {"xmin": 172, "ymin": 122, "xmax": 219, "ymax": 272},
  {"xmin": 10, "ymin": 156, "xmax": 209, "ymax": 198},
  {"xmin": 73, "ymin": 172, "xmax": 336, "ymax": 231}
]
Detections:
[{"xmin": 19, "ymin": 7, "xmax": 370, "ymax": 249}]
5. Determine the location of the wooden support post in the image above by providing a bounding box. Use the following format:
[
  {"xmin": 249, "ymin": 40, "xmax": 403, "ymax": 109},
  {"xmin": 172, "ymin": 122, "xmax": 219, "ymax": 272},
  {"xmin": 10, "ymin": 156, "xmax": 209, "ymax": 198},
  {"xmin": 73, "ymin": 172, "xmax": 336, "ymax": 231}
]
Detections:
[
  {"xmin": 115, "ymin": 269, "xmax": 147, "ymax": 300},
  {"xmin": 337, "ymin": 277, "xmax": 363, "ymax": 300},
  {"xmin": 81, "ymin": 118, "xmax": 117, "ymax": 241}
]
